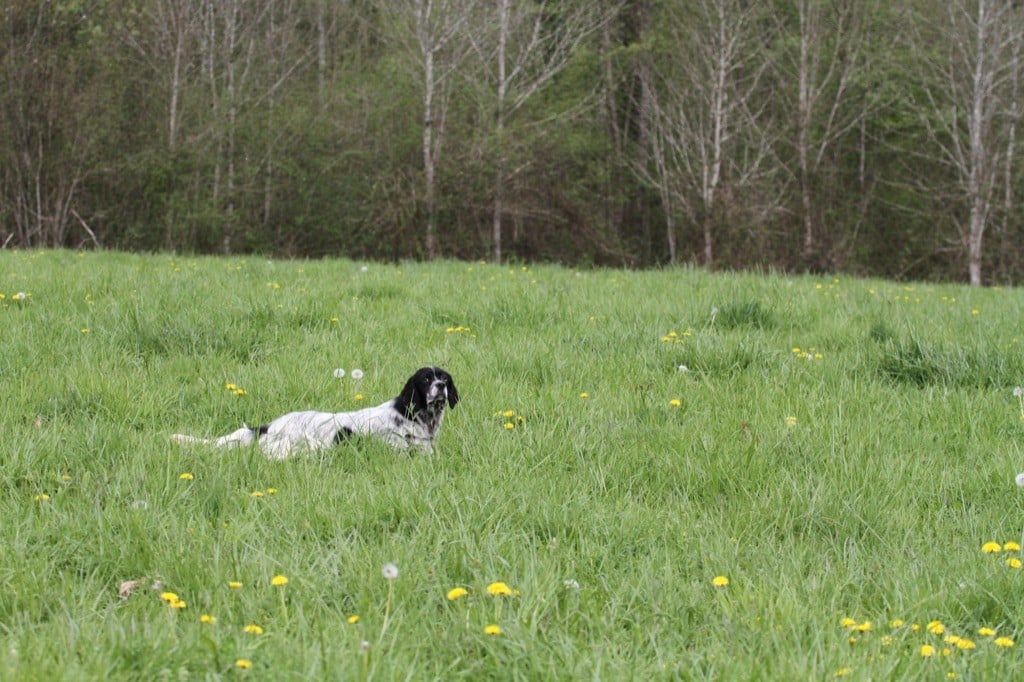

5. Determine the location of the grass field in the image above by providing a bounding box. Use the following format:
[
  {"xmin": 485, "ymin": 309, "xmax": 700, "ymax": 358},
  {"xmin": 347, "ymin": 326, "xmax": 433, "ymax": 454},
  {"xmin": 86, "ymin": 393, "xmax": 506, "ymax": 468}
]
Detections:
[{"xmin": 2, "ymin": 249, "xmax": 1024, "ymax": 680}]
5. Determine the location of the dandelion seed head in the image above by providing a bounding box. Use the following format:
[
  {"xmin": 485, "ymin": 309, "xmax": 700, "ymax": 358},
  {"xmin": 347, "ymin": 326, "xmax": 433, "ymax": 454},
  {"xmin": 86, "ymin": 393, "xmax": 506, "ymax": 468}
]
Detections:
[
  {"xmin": 351, "ymin": 369, "xmax": 364, "ymax": 379},
  {"xmin": 382, "ymin": 562, "xmax": 399, "ymax": 580},
  {"xmin": 333, "ymin": 368, "xmax": 346, "ymax": 378}
]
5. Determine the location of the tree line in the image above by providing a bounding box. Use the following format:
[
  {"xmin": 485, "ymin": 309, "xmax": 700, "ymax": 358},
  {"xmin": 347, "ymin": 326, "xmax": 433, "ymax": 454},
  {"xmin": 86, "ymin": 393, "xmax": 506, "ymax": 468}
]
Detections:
[{"xmin": 2, "ymin": 0, "xmax": 1024, "ymax": 284}]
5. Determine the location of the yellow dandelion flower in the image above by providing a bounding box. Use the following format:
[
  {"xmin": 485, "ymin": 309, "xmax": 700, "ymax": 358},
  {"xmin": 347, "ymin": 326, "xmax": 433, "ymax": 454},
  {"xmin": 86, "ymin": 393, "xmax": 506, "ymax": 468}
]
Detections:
[
  {"xmin": 447, "ymin": 587, "xmax": 469, "ymax": 601},
  {"xmin": 502, "ymin": 410, "xmax": 515, "ymax": 418},
  {"xmin": 955, "ymin": 638, "xmax": 976, "ymax": 650},
  {"xmin": 228, "ymin": 581, "xmax": 243, "ymax": 589},
  {"xmin": 34, "ymin": 494, "xmax": 50, "ymax": 502},
  {"xmin": 927, "ymin": 620, "xmax": 945, "ymax": 635},
  {"xmin": 347, "ymin": 615, "xmax": 359, "ymax": 624},
  {"xmin": 199, "ymin": 614, "xmax": 216, "ymax": 624},
  {"xmin": 834, "ymin": 668, "xmax": 853, "ymax": 678},
  {"xmin": 669, "ymin": 399, "xmax": 682, "ymax": 407},
  {"xmin": 250, "ymin": 490, "xmax": 265, "ymax": 498},
  {"xmin": 178, "ymin": 472, "xmax": 194, "ymax": 481},
  {"xmin": 785, "ymin": 416, "xmax": 797, "ymax": 427},
  {"xmin": 982, "ymin": 541, "xmax": 1002, "ymax": 554},
  {"xmin": 271, "ymin": 575, "xmax": 288, "ymax": 587},
  {"xmin": 159, "ymin": 592, "xmax": 179, "ymax": 603},
  {"xmin": 266, "ymin": 488, "xmax": 278, "ymax": 495},
  {"xmin": 890, "ymin": 619, "xmax": 905, "ymax": 628},
  {"xmin": 354, "ymin": 393, "xmax": 364, "ymax": 401},
  {"xmin": 504, "ymin": 422, "xmax": 515, "ymax": 430},
  {"xmin": 1007, "ymin": 557, "xmax": 1022, "ymax": 569},
  {"xmin": 920, "ymin": 645, "xmax": 936, "ymax": 657},
  {"xmin": 579, "ymin": 392, "xmax": 589, "ymax": 399},
  {"xmin": 235, "ymin": 659, "xmax": 252, "ymax": 670},
  {"xmin": 1004, "ymin": 541, "xmax": 1021, "ymax": 552},
  {"xmin": 995, "ymin": 637, "xmax": 1014, "ymax": 648},
  {"xmin": 881, "ymin": 635, "xmax": 894, "ymax": 646},
  {"xmin": 486, "ymin": 582, "xmax": 512, "ymax": 596},
  {"xmin": 234, "ymin": 388, "xmax": 247, "ymax": 396},
  {"xmin": 840, "ymin": 617, "xmax": 856, "ymax": 629},
  {"xmin": 169, "ymin": 599, "xmax": 186, "ymax": 609},
  {"xmin": 978, "ymin": 627, "xmax": 996, "ymax": 637},
  {"xmin": 225, "ymin": 383, "xmax": 237, "ymax": 391},
  {"xmin": 711, "ymin": 575, "xmax": 729, "ymax": 587},
  {"xmin": 484, "ymin": 624, "xmax": 502, "ymax": 636},
  {"xmin": 243, "ymin": 624, "xmax": 264, "ymax": 635},
  {"xmin": 855, "ymin": 621, "xmax": 872, "ymax": 633}
]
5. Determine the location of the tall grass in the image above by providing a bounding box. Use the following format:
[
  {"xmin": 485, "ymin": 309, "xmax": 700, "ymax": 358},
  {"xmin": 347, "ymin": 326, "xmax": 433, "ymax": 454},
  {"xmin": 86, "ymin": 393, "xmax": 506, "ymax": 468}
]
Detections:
[{"xmin": 2, "ymin": 251, "xmax": 1024, "ymax": 679}]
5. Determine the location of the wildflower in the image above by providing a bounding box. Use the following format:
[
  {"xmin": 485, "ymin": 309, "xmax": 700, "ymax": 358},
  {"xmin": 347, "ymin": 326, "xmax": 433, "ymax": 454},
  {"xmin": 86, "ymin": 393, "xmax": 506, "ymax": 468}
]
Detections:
[
  {"xmin": 995, "ymin": 637, "xmax": 1015, "ymax": 648},
  {"xmin": 890, "ymin": 619, "xmax": 905, "ymax": 628},
  {"xmin": 243, "ymin": 624, "xmax": 264, "ymax": 635},
  {"xmin": 1016, "ymin": 472, "xmax": 1024, "ymax": 488},
  {"xmin": 80, "ymin": 328, "xmax": 90, "ymax": 334},
  {"xmin": 669, "ymin": 399, "xmax": 682, "ymax": 407},
  {"xmin": 234, "ymin": 388, "xmax": 247, "ymax": 396},
  {"xmin": 1005, "ymin": 541, "xmax": 1021, "ymax": 551},
  {"xmin": 579, "ymin": 392, "xmax": 589, "ymax": 399},
  {"xmin": 504, "ymin": 422, "xmax": 515, "ymax": 430},
  {"xmin": 677, "ymin": 365, "xmax": 689, "ymax": 372},
  {"xmin": 250, "ymin": 490, "xmax": 264, "ymax": 498},
  {"xmin": 484, "ymin": 624, "xmax": 502, "ymax": 636},
  {"xmin": 382, "ymin": 563, "xmax": 399, "ymax": 580},
  {"xmin": 446, "ymin": 587, "xmax": 469, "ymax": 601},
  {"xmin": 955, "ymin": 638, "xmax": 976, "ymax": 650},
  {"xmin": 333, "ymin": 368, "xmax": 346, "ymax": 378},
  {"xmin": 785, "ymin": 416, "xmax": 797, "ymax": 427},
  {"xmin": 178, "ymin": 472, "xmax": 194, "ymax": 481},
  {"xmin": 1014, "ymin": 387, "xmax": 1023, "ymax": 398},
  {"xmin": 564, "ymin": 579, "xmax": 580, "ymax": 590},
  {"xmin": 920, "ymin": 645, "xmax": 936, "ymax": 657},
  {"xmin": 34, "ymin": 494, "xmax": 50, "ymax": 502},
  {"xmin": 168, "ymin": 599, "xmax": 186, "ymax": 609},
  {"xmin": 501, "ymin": 410, "xmax": 515, "ymax": 418},
  {"xmin": 1007, "ymin": 557, "xmax": 1022, "ymax": 569},
  {"xmin": 840, "ymin": 617, "xmax": 856, "ymax": 629},
  {"xmin": 199, "ymin": 614, "xmax": 216, "ymax": 624},
  {"xmin": 235, "ymin": 659, "xmax": 252, "ymax": 670},
  {"xmin": 351, "ymin": 369, "xmax": 364, "ymax": 380},
  {"xmin": 982, "ymin": 541, "xmax": 1003, "ymax": 554},
  {"xmin": 854, "ymin": 621, "xmax": 872, "ymax": 633},
  {"xmin": 978, "ymin": 627, "xmax": 996, "ymax": 637},
  {"xmin": 225, "ymin": 383, "xmax": 237, "ymax": 391},
  {"xmin": 266, "ymin": 488, "xmax": 277, "ymax": 495},
  {"xmin": 271, "ymin": 575, "xmax": 288, "ymax": 587},
  {"xmin": 711, "ymin": 576, "xmax": 729, "ymax": 587},
  {"xmin": 834, "ymin": 669, "xmax": 853, "ymax": 678},
  {"xmin": 228, "ymin": 581, "xmax": 243, "ymax": 589},
  {"xmin": 354, "ymin": 393, "xmax": 364, "ymax": 401},
  {"xmin": 159, "ymin": 592, "xmax": 180, "ymax": 603},
  {"xmin": 927, "ymin": 621, "xmax": 945, "ymax": 635},
  {"xmin": 347, "ymin": 615, "xmax": 360, "ymax": 624},
  {"xmin": 486, "ymin": 582, "xmax": 512, "ymax": 596}
]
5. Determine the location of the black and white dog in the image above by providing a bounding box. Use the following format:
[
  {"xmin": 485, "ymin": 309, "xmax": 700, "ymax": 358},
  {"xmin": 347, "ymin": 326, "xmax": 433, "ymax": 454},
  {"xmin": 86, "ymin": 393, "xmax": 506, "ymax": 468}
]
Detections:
[{"xmin": 172, "ymin": 366, "xmax": 458, "ymax": 459}]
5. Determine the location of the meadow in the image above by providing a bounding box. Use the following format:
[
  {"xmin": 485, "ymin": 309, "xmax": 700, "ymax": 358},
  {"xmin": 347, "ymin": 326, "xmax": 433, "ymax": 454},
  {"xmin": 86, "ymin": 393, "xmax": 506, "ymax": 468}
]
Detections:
[{"xmin": 2, "ymin": 250, "xmax": 1024, "ymax": 680}]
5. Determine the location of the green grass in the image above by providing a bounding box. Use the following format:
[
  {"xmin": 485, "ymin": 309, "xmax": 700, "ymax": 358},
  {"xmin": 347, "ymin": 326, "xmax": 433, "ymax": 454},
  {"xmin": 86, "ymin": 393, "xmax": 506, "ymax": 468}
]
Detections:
[{"xmin": 2, "ymin": 251, "xmax": 1024, "ymax": 679}]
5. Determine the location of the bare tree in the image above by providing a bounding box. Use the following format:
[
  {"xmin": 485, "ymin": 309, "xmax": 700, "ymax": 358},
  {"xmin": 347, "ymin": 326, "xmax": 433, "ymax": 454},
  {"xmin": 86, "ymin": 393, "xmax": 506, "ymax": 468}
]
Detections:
[
  {"xmin": 911, "ymin": 0, "xmax": 1024, "ymax": 285},
  {"xmin": 467, "ymin": 0, "xmax": 611, "ymax": 262},
  {"xmin": 382, "ymin": 0, "xmax": 473, "ymax": 258},
  {"xmin": 773, "ymin": 0, "xmax": 873, "ymax": 259},
  {"xmin": 634, "ymin": 0, "xmax": 774, "ymax": 266}
]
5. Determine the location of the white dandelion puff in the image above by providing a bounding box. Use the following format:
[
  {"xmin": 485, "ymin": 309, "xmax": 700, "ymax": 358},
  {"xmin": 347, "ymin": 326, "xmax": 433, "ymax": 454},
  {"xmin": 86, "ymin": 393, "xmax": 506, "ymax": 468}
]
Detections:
[
  {"xmin": 333, "ymin": 368, "xmax": 346, "ymax": 378},
  {"xmin": 382, "ymin": 562, "xmax": 398, "ymax": 580},
  {"xmin": 351, "ymin": 368, "xmax": 364, "ymax": 380}
]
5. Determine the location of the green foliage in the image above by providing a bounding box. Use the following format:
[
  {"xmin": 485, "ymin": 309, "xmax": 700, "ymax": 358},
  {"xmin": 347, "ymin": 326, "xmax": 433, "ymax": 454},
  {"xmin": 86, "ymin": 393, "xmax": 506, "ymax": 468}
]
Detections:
[{"xmin": 3, "ymin": 252, "xmax": 1024, "ymax": 678}]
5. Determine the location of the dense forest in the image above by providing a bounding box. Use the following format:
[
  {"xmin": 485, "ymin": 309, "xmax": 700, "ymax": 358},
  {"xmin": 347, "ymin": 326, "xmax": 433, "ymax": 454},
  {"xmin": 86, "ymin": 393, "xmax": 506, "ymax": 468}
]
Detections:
[{"xmin": 2, "ymin": 0, "xmax": 1024, "ymax": 284}]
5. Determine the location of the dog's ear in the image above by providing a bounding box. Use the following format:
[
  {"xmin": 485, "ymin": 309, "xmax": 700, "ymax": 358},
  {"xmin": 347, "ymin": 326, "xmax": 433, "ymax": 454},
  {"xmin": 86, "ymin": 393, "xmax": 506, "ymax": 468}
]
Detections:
[
  {"xmin": 442, "ymin": 371, "xmax": 459, "ymax": 408},
  {"xmin": 396, "ymin": 370, "xmax": 429, "ymax": 417}
]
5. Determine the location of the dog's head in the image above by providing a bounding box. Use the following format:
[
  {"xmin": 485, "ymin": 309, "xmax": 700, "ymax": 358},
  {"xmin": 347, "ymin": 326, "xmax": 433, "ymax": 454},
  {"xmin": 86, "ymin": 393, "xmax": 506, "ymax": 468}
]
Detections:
[{"xmin": 396, "ymin": 366, "xmax": 459, "ymax": 419}]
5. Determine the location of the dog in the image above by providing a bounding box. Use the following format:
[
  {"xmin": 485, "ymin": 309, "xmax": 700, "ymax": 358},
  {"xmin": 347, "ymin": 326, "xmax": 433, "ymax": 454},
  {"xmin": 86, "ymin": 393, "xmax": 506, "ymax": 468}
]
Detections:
[{"xmin": 171, "ymin": 366, "xmax": 458, "ymax": 459}]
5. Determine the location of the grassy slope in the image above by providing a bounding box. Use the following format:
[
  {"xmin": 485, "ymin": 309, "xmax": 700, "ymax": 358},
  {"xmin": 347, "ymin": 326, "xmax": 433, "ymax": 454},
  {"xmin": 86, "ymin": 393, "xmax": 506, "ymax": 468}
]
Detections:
[{"xmin": 1, "ymin": 250, "xmax": 1024, "ymax": 679}]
